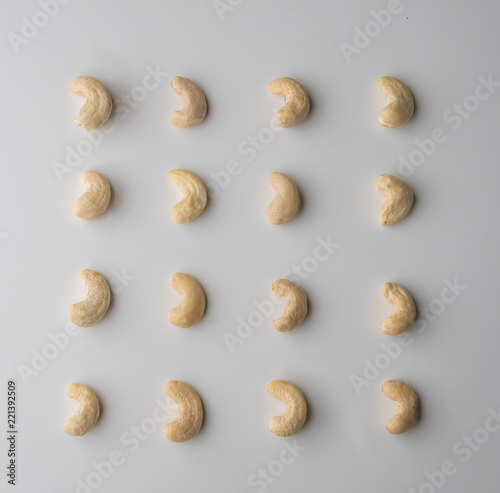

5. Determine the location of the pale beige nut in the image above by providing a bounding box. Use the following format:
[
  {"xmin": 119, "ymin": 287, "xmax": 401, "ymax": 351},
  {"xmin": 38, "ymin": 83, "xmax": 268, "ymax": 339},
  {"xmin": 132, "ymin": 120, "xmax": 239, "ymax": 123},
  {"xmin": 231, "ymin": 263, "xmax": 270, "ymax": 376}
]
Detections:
[
  {"xmin": 272, "ymin": 279, "xmax": 307, "ymax": 332},
  {"xmin": 268, "ymin": 77, "xmax": 310, "ymax": 128},
  {"xmin": 70, "ymin": 76, "xmax": 112, "ymax": 130},
  {"xmin": 268, "ymin": 380, "xmax": 307, "ymax": 437},
  {"xmin": 63, "ymin": 383, "xmax": 100, "ymax": 436},
  {"xmin": 169, "ymin": 76, "xmax": 207, "ymax": 128},
  {"xmin": 164, "ymin": 380, "xmax": 203, "ymax": 442},
  {"xmin": 68, "ymin": 269, "xmax": 111, "ymax": 328},
  {"xmin": 376, "ymin": 174, "xmax": 414, "ymax": 226},
  {"xmin": 382, "ymin": 380, "xmax": 419, "ymax": 434},
  {"xmin": 267, "ymin": 172, "xmax": 301, "ymax": 225},
  {"xmin": 169, "ymin": 169, "xmax": 207, "ymax": 223},
  {"xmin": 168, "ymin": 273, "xmax": 205, "ymax": 328},
  {"xmin": 381, "ymin": 282, "xmax": 416, "ymax": 335},
  {"xmin": 378, "ymin": 76, "xmax": 414, "ymax": 128},
  {"xmin": 73, "ymin": 170, "xmax": 111, "ymax": 220}
]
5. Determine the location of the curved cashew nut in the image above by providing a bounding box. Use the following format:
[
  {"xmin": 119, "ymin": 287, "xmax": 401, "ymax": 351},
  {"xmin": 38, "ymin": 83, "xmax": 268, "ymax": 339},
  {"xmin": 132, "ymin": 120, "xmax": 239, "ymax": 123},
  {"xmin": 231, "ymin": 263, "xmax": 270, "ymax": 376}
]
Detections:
[
  {"xmin": 267, "ymin": 172, "xmax": 301, "ymax": 225},
  {"xmin": 169, "ymin": 76, "xmax": 207, "ymax": 128},
  {"xmin": 268, "ymin": 380, "xmax": 307, "ymax": 437},
  {"xmin": 164, "ymin": 380, "xmax": 203, "ymax": 442},
  {"xmin": 73, "ymin": 170, "xmax": 111, "ymax": 220},
  {"xmin": 272, "ymin": 279, "xmax": 307, "ymax": 332},
  {"xmin": 168, "ymin": 273, "xmax": 205, "ymax": 328},
  {"xmin": 378, "ymin": 76, "xmax": 414, "ymax": 128},
  {"xmin": 169, "ymin": 169, "xmax": 207, "ymax": 223},
  {"xmin": 70, "ymin": 76, "xmax": 112, "ymax": 130},
  {"xmin": 68, "ymin": 269, "xmax": 111, "ymax": 327},
  {"xmin": 376, "ymin": 174, "xmax": 413, "ymax": 226},
  {"xmin": 268, "ymin": 77, "xmax": 310, "ymax": 128},
  {"xmin": 381, "ymin": 282, "xmax": 416, "ymax": 335},
  {"xmin": 382, "ymin": 380, "xmax": 419, "ymax": 434},
  {"xmin": 64, "ymin": 383, "xmax": 100, "ymax": 436}
]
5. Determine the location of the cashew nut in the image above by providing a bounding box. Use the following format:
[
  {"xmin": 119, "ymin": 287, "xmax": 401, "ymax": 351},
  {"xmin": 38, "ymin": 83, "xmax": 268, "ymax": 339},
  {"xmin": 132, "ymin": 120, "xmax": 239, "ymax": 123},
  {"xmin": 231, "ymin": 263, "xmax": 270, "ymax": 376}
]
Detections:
[
  {"xmin": 169, "ymin": 169, "xmax": 207, "ymax": 223},
  {"xmin": 381, "ymin": 282, "xmax": 416, "ymax": 335},
  {"xmin": 272, "ymin": 279, "xmax": 307, "ymax": 332},
  {"xmin": 68, "ymin": 269, "xmax": 111, "ymax": 327},
  {"xmin": 169, "ymin": 76, "xmax": 207, "ymax": 128},
  {"xmin": 70, "ymin": 76, "xmax": 112, "ymax": 130},
  {"xmin": 378, "ymin": 76, "xmax": 414, "ymax": 128},
  {"xmin": 268, "ymin": 77, "xmax": 310, "ymax": 128},
  {"xmin": 376, "ymin": 174, "xmax": 413, "ymax": 226},
  {"xmin": 267, "ymin": 172, "xmax": 301, "ymax": 225},
  {"xmin": 64, "ymin": 383, "xmax": 100, "ymax": 436},
  {"xmin": 164, "ymin": 380, "xmax": 203, "ymax": 442},
  {"xmin": 73, "ymin": 170, "xmax": 111, "ymax": 220},
  {"xmin": 268, "ymin": 380, "xmax": 307, "ymax": 437},
  {"xmin": 382, "ymin": 380, "xmax": 419, "ymax": 434},
  {"xmin": 168, "ymin": 273, "xmax": 205, "ymax": 328}
]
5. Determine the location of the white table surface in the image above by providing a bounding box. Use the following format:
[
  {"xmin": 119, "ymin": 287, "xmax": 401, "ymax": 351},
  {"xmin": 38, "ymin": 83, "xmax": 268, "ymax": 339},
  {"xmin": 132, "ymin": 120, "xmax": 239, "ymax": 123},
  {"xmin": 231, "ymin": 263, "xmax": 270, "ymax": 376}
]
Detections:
[{"xmin": 1, "ymin": 1, "xmax": 500, "ymax": 492}]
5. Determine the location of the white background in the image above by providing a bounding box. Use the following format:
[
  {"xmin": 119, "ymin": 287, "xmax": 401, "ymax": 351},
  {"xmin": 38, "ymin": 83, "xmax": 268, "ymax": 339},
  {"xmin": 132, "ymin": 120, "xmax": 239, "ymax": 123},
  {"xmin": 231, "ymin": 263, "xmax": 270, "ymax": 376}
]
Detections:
[{"xmin": 1, "ymin": 1, "xmax": 500, "ymax": 492}]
